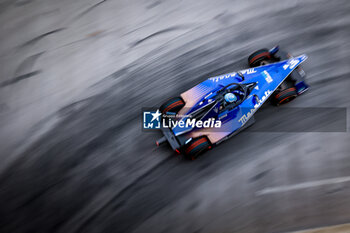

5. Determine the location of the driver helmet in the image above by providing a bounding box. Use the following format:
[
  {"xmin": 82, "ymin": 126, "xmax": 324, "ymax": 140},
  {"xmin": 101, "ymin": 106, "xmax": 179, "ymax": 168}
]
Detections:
[{"xmin": 224, "ymin": 93, "xmax": 237, "ymax": 103}]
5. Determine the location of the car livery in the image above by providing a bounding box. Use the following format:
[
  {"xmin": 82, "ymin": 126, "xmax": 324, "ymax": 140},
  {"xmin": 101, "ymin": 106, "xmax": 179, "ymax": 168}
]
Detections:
[{"xmin": 156, "ymin": 46, "xmax": 309, "ymax": 159}]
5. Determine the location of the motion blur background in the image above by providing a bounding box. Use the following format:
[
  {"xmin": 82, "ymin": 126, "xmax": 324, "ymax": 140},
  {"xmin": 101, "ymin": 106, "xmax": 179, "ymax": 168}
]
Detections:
[{"xmin": 1, "ymin": 0, "xmax": 350, "ymax": 232}]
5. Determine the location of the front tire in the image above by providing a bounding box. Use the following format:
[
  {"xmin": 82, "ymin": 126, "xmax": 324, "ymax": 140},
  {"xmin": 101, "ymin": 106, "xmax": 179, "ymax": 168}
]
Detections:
[
  {"xmin": 272, "ymin": 86, "xmax": 298, "ymax": 105},
  {"xmin": 248, "ymin": 49, "xmax": 271, "ymax": 67}
]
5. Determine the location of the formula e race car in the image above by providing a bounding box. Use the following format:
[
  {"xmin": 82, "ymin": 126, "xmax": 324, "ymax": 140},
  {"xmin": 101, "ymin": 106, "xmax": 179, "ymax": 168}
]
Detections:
[{"xmin": 156, "ymin": 46, "xmax": 309, "ymax": 160}]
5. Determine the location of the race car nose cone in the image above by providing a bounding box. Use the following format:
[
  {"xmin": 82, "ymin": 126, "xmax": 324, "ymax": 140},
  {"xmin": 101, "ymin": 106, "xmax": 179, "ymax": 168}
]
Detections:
[{"xmin": 224, "ymin": 93, "xmax": 237, "ymax": 103}]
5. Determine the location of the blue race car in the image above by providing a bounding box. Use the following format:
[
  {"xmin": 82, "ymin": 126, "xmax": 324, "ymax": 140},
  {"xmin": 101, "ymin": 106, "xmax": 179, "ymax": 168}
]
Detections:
[{"xmin": 156, "ymin": 46, "xmax": 309, "ymax": 160}]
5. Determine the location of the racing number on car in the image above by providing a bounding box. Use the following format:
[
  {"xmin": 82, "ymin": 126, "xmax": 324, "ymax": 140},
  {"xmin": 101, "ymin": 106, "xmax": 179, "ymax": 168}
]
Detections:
[
  {"xmin": 283, "ymin": 59, "xmax": 299, "ymax": 70},
  {"xmin": 289, "ymin": 59, "xmax": 299, "ymax": 69}
]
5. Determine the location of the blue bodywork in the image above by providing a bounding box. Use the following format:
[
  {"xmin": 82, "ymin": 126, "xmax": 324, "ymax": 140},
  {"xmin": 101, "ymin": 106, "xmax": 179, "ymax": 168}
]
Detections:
[{"xmin": 169, "ymin": 54, "xmax": 308, "ymax": 146}]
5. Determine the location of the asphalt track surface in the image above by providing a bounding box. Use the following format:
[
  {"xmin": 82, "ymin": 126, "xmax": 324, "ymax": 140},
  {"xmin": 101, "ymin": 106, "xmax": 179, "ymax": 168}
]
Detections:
[{"xmin": 0, "ymin": 0, "xmax": 350, "ymax": 232}]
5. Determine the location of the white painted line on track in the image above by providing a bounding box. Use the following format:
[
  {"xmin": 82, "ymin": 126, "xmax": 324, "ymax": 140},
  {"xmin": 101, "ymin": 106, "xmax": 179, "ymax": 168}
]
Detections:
[
  {"xmin": 256, "ymin": 176, "xmax": 350, "ymax": 196},
  {"xmin": 288, "ymin": 223, "xmax": 350, "ymax": 233}
]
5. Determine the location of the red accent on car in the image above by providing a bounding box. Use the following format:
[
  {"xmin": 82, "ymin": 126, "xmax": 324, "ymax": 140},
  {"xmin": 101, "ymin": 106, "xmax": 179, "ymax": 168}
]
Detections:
[
  {"xmin": 249, "ymin": 52, "xmax": 271, "ymax": 65},
  {"xmin": 185, "ymin": 138, "xmax": 207, "ymax": 153},
  {"xmin": 163, "ymin": 101, "xmax": 182, "ymax": 113}
]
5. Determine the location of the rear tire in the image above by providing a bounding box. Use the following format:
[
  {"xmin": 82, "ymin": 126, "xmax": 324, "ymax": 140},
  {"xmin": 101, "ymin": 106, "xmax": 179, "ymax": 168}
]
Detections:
[
  {"xmin": 159, "ymin": 97, "xmax": 185, "ymax": 114},
  {"xmin": 184, "ymin": 136, "xmax": 211, "ymax": 160},
  {"xmin": 248, "ymin": 49, "xmax": 271, "ymax": 67}
]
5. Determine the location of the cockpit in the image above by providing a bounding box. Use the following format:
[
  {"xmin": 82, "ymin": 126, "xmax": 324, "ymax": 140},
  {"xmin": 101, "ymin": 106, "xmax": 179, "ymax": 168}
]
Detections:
[{"xmin": 219, "ymin": 82, "xmax": 256, "ymax": 111}]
